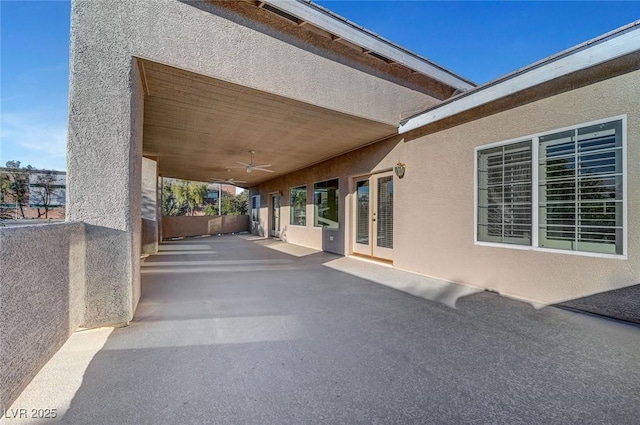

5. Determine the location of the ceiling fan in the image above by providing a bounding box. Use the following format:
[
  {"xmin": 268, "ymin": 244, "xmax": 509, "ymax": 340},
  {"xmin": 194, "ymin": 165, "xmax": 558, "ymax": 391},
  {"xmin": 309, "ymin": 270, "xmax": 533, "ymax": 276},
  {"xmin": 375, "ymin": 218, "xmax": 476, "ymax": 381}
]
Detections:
[
  {"xmin": 211, "ymin": 170, "xmax": 247, "ymax": 185},
  {"xmin": 237, "ymin": 150, "xmax": 273, "ymax": 173}
]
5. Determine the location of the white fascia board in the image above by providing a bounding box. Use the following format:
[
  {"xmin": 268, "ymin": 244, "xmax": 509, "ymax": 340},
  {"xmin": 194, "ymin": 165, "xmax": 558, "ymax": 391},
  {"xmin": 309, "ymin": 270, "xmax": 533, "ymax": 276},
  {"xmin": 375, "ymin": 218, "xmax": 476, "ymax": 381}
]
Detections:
[
  {"xmin": 399, "ymin": 25, "xmax": 640, "ymax": 134},
  {"xmin": 264, "ymin": 0, "xmax": 475, "ymax": 91}
]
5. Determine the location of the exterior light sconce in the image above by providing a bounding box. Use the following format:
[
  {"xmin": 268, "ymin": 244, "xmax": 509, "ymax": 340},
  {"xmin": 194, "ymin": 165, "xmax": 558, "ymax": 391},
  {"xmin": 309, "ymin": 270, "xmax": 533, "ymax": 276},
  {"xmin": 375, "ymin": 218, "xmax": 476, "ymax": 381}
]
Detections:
[{"xmin": 394, "ymin": 162, "xmax": 406, "ymax": 179}]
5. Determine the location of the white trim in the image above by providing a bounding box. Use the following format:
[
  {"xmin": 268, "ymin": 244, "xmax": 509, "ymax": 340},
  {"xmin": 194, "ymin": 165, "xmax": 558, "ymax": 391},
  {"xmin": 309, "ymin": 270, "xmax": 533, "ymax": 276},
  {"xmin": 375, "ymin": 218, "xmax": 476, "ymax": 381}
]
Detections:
[
  {"xmin": 473, "ymin": 147, "xmax": 479, "ymax": 244},
  {"xmin": 622, "ymin": 115, "xmax": 628, "ymax": 259},
  {"xmin": 474, "ymin": 241, "xmax": 627, "ymax": 261},
  {"xmin": 531, "ymin": 135, "xmax": 540, "ymax": 248},
  {"xmin": 400, "ymin": 25, "xmax": 640, "ymax": 133},
  {"xmin": 473, "ymin": 115, "xmax": 627, "ymax": 260},
  {"xmin": 264, "ymin": 0, "xmax": 474, "ymax": 91}
]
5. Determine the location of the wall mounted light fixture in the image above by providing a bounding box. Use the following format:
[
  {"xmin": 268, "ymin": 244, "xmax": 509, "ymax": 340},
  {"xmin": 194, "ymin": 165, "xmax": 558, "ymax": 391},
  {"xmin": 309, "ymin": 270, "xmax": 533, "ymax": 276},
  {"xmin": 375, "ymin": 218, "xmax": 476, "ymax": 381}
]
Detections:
[{"xmin": 394, "ymin": 162, "xmax": 407, "ymax": 178}]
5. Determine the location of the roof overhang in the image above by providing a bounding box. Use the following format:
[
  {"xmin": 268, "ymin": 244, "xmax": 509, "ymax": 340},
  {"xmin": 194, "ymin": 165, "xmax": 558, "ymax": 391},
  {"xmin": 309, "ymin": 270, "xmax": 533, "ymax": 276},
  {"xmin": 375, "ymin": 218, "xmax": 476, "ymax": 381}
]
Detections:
[
  {"xmin": 140, "ymin": 59, "xmax": 397, "ymax": 187},
  {"xmin": 260, "ymin": 0, "xmax": 475, "ymax": 92},
  {"xmin": 399, "ymin": 20, "xmax": 640, "ymax": 134}
]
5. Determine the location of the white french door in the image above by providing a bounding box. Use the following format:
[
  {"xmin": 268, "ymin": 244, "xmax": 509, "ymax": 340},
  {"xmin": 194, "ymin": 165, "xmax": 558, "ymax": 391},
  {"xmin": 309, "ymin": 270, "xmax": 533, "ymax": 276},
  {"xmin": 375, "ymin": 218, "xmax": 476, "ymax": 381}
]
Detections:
[{"xmin": 352, "ymin": 172, "xmax": 394, "ymax": 261}]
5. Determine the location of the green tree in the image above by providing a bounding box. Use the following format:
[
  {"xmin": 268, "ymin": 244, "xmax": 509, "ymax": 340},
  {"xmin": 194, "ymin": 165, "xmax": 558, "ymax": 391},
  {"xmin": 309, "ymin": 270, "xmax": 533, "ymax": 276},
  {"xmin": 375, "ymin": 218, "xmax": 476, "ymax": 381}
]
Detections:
[
  {"xmin": 0, "ymin": 173, "xmax": 12, "ymax": 221},
  {"xmin": 3, "ymin": 161, "xmax": 32, "ymax": 219},
  {"xmin": 32, "ymin": 171, "xmax": 59, "ymax": 219},
  {"xmin": 161, "ymin": 182, "xmax": 186, "ymax": 216},
  {"xmin": 168, "ymin": 180, "xmax": 208, "ymax": 216},
  {"xmin": 221, "ymin": 190, "xmax": 248, "ymax": 216},
  {"xmin": 187, "ymin": 182, "xmax": 208, "ymax": 215},
  {"xmin": 203, "ymin": 204, "xmax": 217, "ymax": 216}
]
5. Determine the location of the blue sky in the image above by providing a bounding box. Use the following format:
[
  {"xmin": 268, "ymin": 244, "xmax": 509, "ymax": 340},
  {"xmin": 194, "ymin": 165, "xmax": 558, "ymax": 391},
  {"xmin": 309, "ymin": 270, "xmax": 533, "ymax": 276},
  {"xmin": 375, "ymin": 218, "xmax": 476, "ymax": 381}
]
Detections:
[{"xmin": 1, "ymin": 1, "xmax": 639, "ymax": 171}]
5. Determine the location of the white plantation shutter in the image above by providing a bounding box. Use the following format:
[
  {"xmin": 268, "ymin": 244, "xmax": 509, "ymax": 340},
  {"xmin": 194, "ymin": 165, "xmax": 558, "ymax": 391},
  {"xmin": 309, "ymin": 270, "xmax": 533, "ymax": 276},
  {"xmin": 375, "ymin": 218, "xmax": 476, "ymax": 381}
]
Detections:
[
  {"xmin": 376, "ymin": 176, "xmax": 393, "ymax": 249},
  {"xmin": 356, "ymin": 180, "xmax": 369, "ymax": 244},
  {"xmin": 477, "ymin": 141, "xmax": 532, "ymax": 245},
  {"xmin": 539, "ymin": 120, "xmax": 623, "ymax": 255}
]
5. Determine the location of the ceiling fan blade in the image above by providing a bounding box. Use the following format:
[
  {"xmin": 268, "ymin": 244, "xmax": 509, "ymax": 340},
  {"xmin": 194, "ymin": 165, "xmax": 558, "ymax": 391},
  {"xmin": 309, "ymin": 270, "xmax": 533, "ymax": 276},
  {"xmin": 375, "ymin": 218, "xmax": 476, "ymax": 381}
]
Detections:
[
  {"xmin": 254, "ymin": 168, "xmax": 274, "ymax": 173},
  {"xmin": 254, "ymin": 164, "xmax": 271, "ymax": 168},
  {"xmin": 236, "ymin": 161, "xmax": 250, "ymax": 167}
]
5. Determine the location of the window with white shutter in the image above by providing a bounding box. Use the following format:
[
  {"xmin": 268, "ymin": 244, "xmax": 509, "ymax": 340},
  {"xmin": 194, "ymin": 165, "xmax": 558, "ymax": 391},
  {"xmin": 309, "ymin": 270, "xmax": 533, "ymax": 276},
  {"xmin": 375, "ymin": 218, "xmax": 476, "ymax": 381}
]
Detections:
[
  {"xmin": 539, "ymin": 120, "xmax": 623, "ymax": 255},
  {"xmin": 477, "ymin": 141, "xmax": 532, "ymax": 245},
  {"xmin": 475, "ymin": 116, "xmax": 625, "ymax": 258}
]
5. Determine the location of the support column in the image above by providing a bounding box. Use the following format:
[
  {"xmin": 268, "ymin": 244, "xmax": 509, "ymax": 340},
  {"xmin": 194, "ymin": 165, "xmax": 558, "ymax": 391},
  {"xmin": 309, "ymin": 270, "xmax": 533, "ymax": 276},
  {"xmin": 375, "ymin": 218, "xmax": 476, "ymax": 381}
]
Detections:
[
  {"xmin": 141, "ymin": 158, "xmax": 159, "ymax": 255},
  {"xmin": 67, "ymin": 1, "xmax": 144, "ymax": 327}
]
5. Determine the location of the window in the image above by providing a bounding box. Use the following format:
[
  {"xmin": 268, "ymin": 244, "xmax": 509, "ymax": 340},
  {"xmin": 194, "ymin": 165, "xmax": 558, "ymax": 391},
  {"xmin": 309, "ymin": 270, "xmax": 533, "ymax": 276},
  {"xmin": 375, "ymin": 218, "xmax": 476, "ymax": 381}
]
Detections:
[
  {"xmin": 314, "ymin": 179, "xmax": 339, "ymax": 229},
  {"xmin": 476, "ymin": 117, "xmax": 625, "ymax": 257},
  {"xmin": 477, "ymin": 141, "xmax": 532, "ymax": 245},
  {"xmin": 539, "ymin": 120, "xmax": 623, "ymax": 255},
  {"xmin": 290, "ymin": 186, "xmax": 306, "ymax": 226},
  {"xmin": 251, "ymin": 195, "xmax": 260, "ymax": 223}
]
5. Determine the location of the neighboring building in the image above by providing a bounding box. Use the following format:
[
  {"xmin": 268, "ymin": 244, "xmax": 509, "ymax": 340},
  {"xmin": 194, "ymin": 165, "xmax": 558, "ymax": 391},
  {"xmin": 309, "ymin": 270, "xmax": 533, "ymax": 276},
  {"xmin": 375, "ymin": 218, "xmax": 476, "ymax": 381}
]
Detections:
[
  {"xmin": 63, "ymin": 0, "xmax": 639, "ymax": 327},
  {"xmin": 205, "ymin": 182, "xmax": 236, "ymax": 204},
  {"xmin": 0, "ymin": 168, "xmax": 66, "ymax": 219}
]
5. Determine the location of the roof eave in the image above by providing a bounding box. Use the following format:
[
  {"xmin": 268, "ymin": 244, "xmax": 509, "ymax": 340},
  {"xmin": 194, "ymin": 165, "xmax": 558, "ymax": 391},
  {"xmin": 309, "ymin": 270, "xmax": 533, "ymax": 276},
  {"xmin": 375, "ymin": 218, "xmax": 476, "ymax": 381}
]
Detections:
[
  {"xmin": 262, "ymin": 0, "xmax": 475, "ymax": 91},
  {"xmin": 399, "ymin": 20, "xmax": 640, "ymax": 134}
]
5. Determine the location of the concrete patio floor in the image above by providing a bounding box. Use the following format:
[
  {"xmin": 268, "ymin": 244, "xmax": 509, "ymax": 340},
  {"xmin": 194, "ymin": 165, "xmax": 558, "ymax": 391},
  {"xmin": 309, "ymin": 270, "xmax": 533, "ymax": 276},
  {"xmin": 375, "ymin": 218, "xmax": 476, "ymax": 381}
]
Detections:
[{"xmin": 7, "ymin": 235, "xmax": 640, "ymax": 424}]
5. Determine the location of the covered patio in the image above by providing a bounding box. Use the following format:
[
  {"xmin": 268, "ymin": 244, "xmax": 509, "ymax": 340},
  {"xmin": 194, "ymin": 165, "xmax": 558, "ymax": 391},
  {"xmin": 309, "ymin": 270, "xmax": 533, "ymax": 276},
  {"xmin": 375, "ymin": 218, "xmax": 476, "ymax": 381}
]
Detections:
[{"xmin": 9, "ymin": 235, "xmax": 640, "ymax": 424}]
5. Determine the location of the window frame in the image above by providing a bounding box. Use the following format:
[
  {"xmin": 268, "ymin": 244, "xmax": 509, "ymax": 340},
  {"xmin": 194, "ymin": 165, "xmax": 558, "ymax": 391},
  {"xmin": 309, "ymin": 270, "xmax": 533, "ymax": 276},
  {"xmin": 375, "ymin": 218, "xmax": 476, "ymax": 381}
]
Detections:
[
  {"xmin": 313, "ymin": 177, "xmax": 340, "ymax": 229},
  {"xmin": 289, "ymin": 185, "xmax": 307, "ymax": 227},
  {"xmin": 474, "ymin": 115, "xmax": 627, "ymax": 259}
]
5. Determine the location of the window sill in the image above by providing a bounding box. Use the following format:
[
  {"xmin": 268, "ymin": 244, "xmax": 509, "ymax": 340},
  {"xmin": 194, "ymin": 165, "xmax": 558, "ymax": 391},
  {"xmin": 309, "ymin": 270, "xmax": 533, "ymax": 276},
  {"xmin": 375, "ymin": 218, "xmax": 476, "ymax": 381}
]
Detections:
[{"xmin": 474, "ymin": 241, "xmax": 627, "ymax": 260}]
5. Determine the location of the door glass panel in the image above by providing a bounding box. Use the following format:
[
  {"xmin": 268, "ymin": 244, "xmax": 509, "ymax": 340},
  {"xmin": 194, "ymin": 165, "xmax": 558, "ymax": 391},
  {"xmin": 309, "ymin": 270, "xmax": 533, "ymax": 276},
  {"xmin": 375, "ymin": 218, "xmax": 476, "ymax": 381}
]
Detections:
[
  {"xmin": 356, "ymin": 180, "xmax": 369, "ymax": 244},
  {"xmin": 272, "ymin": 196, "xmax": 280, "ymax": 232},
  {"xmin": 376, "ymin": 176, "xmax": 393, "ymax": 248}
]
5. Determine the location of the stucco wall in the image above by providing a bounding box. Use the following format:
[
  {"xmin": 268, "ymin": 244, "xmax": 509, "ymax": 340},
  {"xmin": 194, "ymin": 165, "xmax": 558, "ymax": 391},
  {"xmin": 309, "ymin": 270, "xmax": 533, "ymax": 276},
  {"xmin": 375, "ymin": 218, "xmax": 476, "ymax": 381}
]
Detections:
[
  {"xmin": 162, "ymin": 215, "xmax": 250, "ymax": 239},
  {"xmin": 252, "ymin": 69, "xmax": 640, "ymax": 304},
  {"xmin": 395, "ymin": 69, "xmax": 640, "ymax": 304},
  {"xmin": 0, "ymin": 222, "xmax": 85, "ymax": 410},
  {"xmin": 250, "ymin": 136, "xmax": 402, "ymax": 255},
  {"xmin": 67, "ymin": 0, "xmax": 444, "ymax": 327}
]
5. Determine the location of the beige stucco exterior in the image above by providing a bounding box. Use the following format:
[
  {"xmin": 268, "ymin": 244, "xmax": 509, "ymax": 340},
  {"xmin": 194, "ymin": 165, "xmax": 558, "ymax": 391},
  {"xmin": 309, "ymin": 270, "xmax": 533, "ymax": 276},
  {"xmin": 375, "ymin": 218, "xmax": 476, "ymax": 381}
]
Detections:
[
  {"xmin": 252, "ymin": 69, "xmax": 640, "ymax": 305},
  {"xmin": 4, "ymin": 0, "xmax": 633, "ymax": 415},
  {"xmin": 67, "ymin": 0, "xmax": 451, "ymax": 327},
  {"xmin": 3, "ymin": 0, "xmax": 637, "ymax": 413}
]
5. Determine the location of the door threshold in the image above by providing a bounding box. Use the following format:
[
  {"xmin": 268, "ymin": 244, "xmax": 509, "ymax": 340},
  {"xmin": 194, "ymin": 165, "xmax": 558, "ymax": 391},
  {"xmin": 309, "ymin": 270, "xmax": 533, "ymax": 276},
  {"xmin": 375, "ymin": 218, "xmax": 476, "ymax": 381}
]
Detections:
[{"xmin": 349, "ymin": 253, "xmax": 393, "ymax": 267}]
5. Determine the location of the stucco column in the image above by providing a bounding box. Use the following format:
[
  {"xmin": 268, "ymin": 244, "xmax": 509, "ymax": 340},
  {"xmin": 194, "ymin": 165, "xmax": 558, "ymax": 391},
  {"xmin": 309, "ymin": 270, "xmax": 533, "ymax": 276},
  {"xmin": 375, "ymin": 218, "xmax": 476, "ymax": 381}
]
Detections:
[
  {"xmin": 141, "ymin": 158, "xmax": 159, "ymax": 255},
  {"xmin": 66, "ymin": 1, "xmax": 143, "ymax": 327}
]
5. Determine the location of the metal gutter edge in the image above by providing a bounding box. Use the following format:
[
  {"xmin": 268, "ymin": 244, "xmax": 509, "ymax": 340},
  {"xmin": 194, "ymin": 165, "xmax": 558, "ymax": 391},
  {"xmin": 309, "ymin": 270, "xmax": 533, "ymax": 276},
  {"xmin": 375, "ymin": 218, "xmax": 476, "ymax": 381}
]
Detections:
[{"xmin": 399, "ymin": 20, "xmax": 640, "ymax": 134}]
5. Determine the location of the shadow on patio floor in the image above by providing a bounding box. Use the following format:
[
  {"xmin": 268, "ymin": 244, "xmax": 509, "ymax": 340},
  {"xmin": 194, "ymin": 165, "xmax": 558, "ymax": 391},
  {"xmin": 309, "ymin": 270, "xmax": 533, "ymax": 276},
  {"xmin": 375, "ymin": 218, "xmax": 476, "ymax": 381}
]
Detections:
[{"xmin": 555, "ymin": 283, "xmax": 640, "ymax": 325}]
